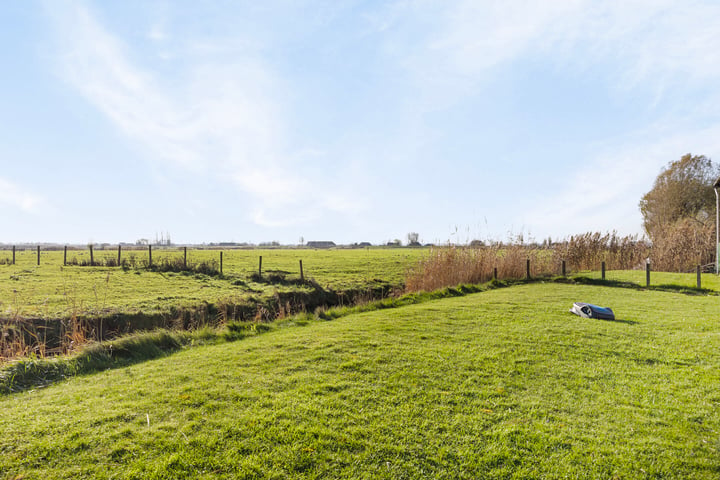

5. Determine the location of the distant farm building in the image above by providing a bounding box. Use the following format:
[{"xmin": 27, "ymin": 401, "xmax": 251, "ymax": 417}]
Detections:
[{"xmin": 306, "ymin": 241, "xmax": 336, "ymax": 249}]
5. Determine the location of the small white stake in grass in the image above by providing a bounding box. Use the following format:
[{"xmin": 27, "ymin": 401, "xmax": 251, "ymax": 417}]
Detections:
[{"xmin": 146, "ymin": 414, "xmax": 150, "ymax": 427}]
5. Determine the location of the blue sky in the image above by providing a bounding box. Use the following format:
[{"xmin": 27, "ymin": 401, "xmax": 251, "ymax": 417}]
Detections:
[{"xmin": 3, "ymin": 1, "xmax": 720, "ymax": 245}]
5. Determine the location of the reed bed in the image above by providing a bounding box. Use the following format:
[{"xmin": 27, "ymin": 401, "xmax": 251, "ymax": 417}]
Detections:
[
  {"xmin": 553, "ymin": 232, "xmax": 649, "ymax": 271},
  {"xmin": 648, "ymin": 219, "xmax": 714, "ymax": 272},
  {"xmin": 405, "ymin": 244, "xmax": 556, "ymax": 293},
  {"xmin": 406, "ymin": 230, "xmax": 713, "ymax": 292},
  {"xmin": 0, "ymin": 315, "xmax": 87, "ymax": 362}
]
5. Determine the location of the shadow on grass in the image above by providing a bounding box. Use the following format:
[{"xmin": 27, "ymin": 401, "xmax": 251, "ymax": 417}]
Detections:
[
  {"xmin": 0, "ymin": 324, "xmax": 270, "ymax": 395},
  {"xmin": 250, "ymin": 270, "xmax": 306, "ymax": 286},
  {"xmin": 0, "ymin": 330, "xmax": 191, "ymax": 395},
  {"xmin": 653, "ymin": 283, "xmax": 715, "ymax": 296},
  {"xmin": 567, "ymin": 276, "xmax": 717, "ymax": 296},
  {"xmin": 601, "ymin": 317, "xmax": 639, "ymax": 325}
]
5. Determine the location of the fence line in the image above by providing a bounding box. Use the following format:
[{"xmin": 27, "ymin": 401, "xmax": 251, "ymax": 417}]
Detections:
[
  {"xmin": 0, "ymin": 246, "xmax": 711, "ymax": 289},
  {"xmin": 0, "ymin": 245, "xmax": 316, "ymax": 281}
]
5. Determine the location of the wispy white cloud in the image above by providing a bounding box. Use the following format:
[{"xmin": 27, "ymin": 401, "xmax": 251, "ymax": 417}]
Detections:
[
  {"xmin": 525, "ymin": 123, "xmax": 720, "ymax": 238},
  {"xmin": 147, "ymin": 22, "xmax": 168, "ymax": 42},
  {"xmin": 39, "ymin": 0, "xmax": 720, "ymax": 241},
  {"xmin": 546, "ymin": 0, "xmax": 720, "ymax": 106},
  {"xmin": 0, "ymin": 177, "xmax": 44, "ymax": 212},
  {"xmin": 50, "ymin": 4, "xmax": 277, "ymax": 173},
  {"xmin": 51, "ymin": 5, "xmax": 200, "ymax": 170},
  {"xmin": 380, "ymin": 0, "xmax": 720, "ymax": 108},
  {"xmin": 513, "ymin": 1, "xmax": 720, "ymax": 238},
  {"xmin": 45, "ymin": 1, "xmax": 366, "ymax": 228},
  {"xmin": 373, "ymin": 0, "xmax": 720, "ymax": 238}
]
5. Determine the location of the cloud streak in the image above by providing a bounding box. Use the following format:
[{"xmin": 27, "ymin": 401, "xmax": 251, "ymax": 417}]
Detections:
[
  {"xmin": 524, "ymin": 123, "xmax": 720, "ymax": 238},
  {"xmin": 373, "ymin": 0, "xmax": 720, "ymax": 238},
  {"xmin": 0, "ymin": 177, "xmax": 43, "ymax": 212},
  {"xmin": 386, "ymin": 0, "xmax": 720, "ymax": 105},
  {"xmin": 46, "ymin": 2, "xmax": 365, "ymax": 229},
  {"xmin": 50, "ymin": 4, "xmax": 278, "ymax": 173}
]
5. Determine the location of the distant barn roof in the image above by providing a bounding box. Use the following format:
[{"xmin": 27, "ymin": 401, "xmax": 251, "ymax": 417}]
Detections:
[{"xmin": 306, "ymin": 241, "xmax": 336, "ymax": 248}]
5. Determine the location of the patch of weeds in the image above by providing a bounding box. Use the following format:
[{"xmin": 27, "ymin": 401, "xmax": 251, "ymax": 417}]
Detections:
[
  {"xmin": 221, "ymin": 321, "xmax": 273, "ymax": 342},
  {"xmin": 250, "ymin": 270, "xmax": 305, "ymax": 286}
]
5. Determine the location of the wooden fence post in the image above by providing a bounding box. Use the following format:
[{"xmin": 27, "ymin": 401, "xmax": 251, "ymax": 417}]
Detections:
[
  {"xmin": 220, "ymin": 251, "xmax": 223, "ymax": 275},
  {"xmin": 183, "ymin": 247, "xmax": 187, "ymax": 269},
  {"xmin": 299, "ymin": 259, "xmax": 304, "ymax": 281},
  {"xmin": 646, "ymin": 261, "xmax": 650, "ymax": 287},
  {"xmin": 526, "ymin": 259, "xmax": 531, "ymax": 279},
  {"xmin": 12, "ymin": 245, "xmax": 15, "ymax": 265},
  {"xmin": 258, "ymin": 256, "xmax": 263, "ymax": 278},
  {"xmin": 561, "ymin": 260, "xmax": 566, "ymax": 276},
  {"xmin": 117, "ymin": 245, "xmax": 122, "ymax": 265},
  {"xmin": 697, "ymin": 265, "xmax": 702, "ymax": 289},
  {"xmin": 63, "ymin": 246, "xmax": 67, "ymax": 266},
  {"xmin": 601, "ymin": 261, "xmax": 606, "ymax": 280},
  {"xmin": 37, "ymin": 245, "xmax": 40, "ymax": 266},
  {"xmin": 493, "ymin": 267, "xmax": 498, "ymax": 281},
  {"xmin": 89, "ymin": 244, "xmax": 94, "ymax": 266},
  {"xmin": 149, "ymin": 245, "xmax": 153, "ymax": 267}
]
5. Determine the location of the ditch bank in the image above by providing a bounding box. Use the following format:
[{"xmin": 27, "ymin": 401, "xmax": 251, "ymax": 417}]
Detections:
[{"xmin": 0, "ymin": 278, "xmax": 396, "ymax": 361}]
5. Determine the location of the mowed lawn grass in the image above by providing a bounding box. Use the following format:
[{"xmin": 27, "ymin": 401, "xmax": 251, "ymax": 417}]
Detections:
[
  {"xmin": 0, "ymin": 248, "xmax": 427, "ymax": 318},
  {"xmin": 1, "ymin": 283, "xmax": 719, "ymax": 479}
]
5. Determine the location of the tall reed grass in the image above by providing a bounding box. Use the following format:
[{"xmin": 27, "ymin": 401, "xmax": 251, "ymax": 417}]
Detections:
[
  {"xmin": 648, "ymin": 219, "xmax": 714, "ymax": 272},
  {"xmin": 405, "ymin": 243, "xmax": 556, "ymax": 293},
  {"xmin": 552, "ymin": 232, "xmax": 649, "ymax": 271},
  {"xmin": 405, "ymin": 230, "xmax": 710, "ymax": 293}
]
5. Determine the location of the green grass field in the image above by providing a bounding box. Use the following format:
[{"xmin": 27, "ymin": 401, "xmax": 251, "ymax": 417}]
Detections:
[
  {"xmin": 4, "ymin": 246, "xmax": 719, "ymax": 322},
  {"xmin": 0, "ymin": 248, "xmax": 428, "ymax": 319},
  {"xmin": 2, "ymin": 282, "xmax": 718, "ymax": 479}
]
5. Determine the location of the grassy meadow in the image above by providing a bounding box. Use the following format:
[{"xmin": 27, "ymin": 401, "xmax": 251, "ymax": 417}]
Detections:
[
  {"xmin": 0, "ymin": 247, "xmax": 427, "ymax": 319},
  {"xmin": 1, "ymin": 282, "xmax": 719, "ymax": 479},
  {"xmin": 3, "ymin": 245, "xmax": 716, "ymax": 322}
]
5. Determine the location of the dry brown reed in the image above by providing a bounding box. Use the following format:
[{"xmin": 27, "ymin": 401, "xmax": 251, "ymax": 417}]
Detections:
[
  {"xmin": 407, "ymin": 232, "xmax": 659, "ymax": 293},
  {"xmin": 406, "ymin": 229, "xmax": 717, "ymax": 293},
  {"xmin": 0, "ymin": 313, "xmax": 90, "ymax": 362},
  {"xmin": 0, "ymin": 320, "xmax": 29, "ymax": 361},
  {"xmin": 405, "ymin": 243, "xmax": 557, "ymax": 293},
  {"xmin": 552, "ymin": 232, "xmax": 649, "ymax": 272},
  {"xmin": 649, "ymin": 219, "xmax": 714, "ymax": 272}
]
